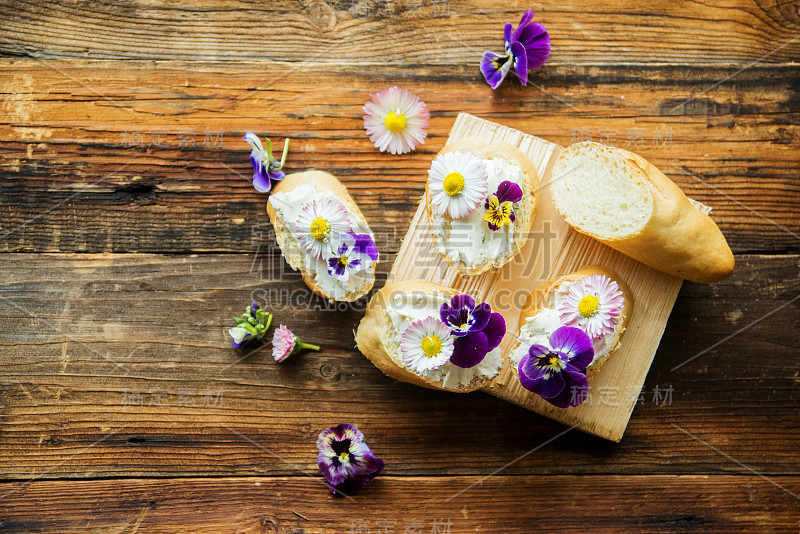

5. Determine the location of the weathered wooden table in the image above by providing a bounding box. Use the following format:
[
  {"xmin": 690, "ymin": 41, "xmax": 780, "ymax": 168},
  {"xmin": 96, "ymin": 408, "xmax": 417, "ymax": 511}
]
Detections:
[{"xmin": 1, "ymin": 1, "xmax": 798, "ymax": 532}]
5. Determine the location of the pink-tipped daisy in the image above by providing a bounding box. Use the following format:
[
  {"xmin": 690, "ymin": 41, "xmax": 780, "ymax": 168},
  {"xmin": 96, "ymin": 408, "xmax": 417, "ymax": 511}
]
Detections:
[
  {"xmin": 399, "ymin": 316, "xmax": 455, "ymax": 372},
  {"xmin": 428, "ymin": 151, "xmax": 489, "ymax": 219},
  {"xmin": 558, "ymin": 274, "xmax": 625, "ymax": 339},
  {"xmin": 362, "ymin": 86, "xmax": 430, "ymax": 155},
  {"xmin": 272, "ymin": 325, "xmax": 320, "ymax": 362},
  {"xmin": 295, "ymin": 199, "xmax": 351, "ymax": 259}
]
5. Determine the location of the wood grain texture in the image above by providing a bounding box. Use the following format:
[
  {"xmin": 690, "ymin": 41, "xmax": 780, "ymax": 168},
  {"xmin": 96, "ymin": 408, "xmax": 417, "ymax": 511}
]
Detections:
[
  {"xmin": 0, "ymin": 252, "xmax": 797, "ymax": 478},
  {"xmin": 1, "ymin": 0, "xmax": 800, "ymax": 65},
  {"xmin": 1, "ymin": 475, "xmax": 799, "ymax": 533},
  {"xmin": 388, "ymin": 113, "xmax": 686, "ymax": 441},
  {"xmin": 1, "ymin": 61, "xmax": 798, "ymax": 254}
]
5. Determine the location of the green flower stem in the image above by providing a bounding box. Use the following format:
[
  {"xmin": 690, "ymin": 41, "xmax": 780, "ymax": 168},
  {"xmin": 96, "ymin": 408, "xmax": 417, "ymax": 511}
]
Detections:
[
  {"xmin": 264, "ymin": 313, "xmax": 273, "ymax": 331},
  {"xmin": 298, "ymin": 341, "xmax": 320, "ymax": 352},
  {"xmin": 278, "ymin": 138, "xmax": 290, "ymax": 169}
]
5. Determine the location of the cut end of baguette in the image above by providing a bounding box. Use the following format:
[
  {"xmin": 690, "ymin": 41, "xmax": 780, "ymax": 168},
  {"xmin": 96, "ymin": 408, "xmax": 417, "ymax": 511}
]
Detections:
[{"xmin": 551, "ymin": 141, "xmax": 653, "ymax": 241}]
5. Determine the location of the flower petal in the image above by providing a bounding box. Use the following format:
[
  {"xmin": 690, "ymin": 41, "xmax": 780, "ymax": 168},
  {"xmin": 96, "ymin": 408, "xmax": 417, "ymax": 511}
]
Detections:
[
  {"xmin": 496, "ymin": 180, "xmax": 524, "ymax": 204},
  {"xmin": 352, "ymin": 233, "xmax": 379, "ymax": 261},
  {"xmin": 450, "ymin": 330, "xmax": 488, "ymax": 368},
  {"xmin": 481, "ymin": 51, "xmax": 511, "ymax": 90},
  {"xmin": 518, "ymin": 357, "xmax": 565, "ymax": 399},
  {"xmin": 548, "ymin": 366, "xmax": 589, "ymax": 408},
  {"xmin": 510, "ymin": 40, "xmax": 529, "ymax": 85},
  {"xmin": 471, "ymin": 302, "xmax": 492, "ymax": 332},
  {"xmin": 482, "ymin": 312, "xmax": 506, "ymax": 351},
  {"xmin": 548, "ymin": 326, "xmax": 594, "ymax": 370}
]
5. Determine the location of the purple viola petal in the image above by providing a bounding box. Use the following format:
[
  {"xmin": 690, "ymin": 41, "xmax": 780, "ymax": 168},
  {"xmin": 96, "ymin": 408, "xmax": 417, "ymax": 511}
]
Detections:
[
  {"xmin": 481, "ymin": 51, "xmax": 512, "ymax": 90},
  {"xmin": 518, "ymin": 357, "xmax": 565, "ymax": 399},
  {"xmin": 471, "ymin": 302, "xmax": 492, "ymax": 332},
  {"xmin": 250, "ymin": 155, "xmax": 272, "ymax": 193},
  {"xmin": 496, "ymin": 181, "xmax": 524, "ymax": 204},
  {"xmin": 327, "ymin": 257, "xmax": 347, "ymax": 278},
  {"xmin": 318, "ymin": 453, "xmax": 349, "ymax": 487},
  {"xmin": 348, "ymin": 257, "xmax": 361, "ymax": 269},
  {"xmin": 486, "ymin": 220, "xmax": 500, "ymax": 231},
  {"xmin": 450, "ymin": 294, "xmax": 476, "ymax": 311},
  {"xmin": 510, "ymin": 40, "xmax": 529, "ymax": 85},
  {"xmin": 483, "ymin": 312, "xmax": 506, "ymax": 351},
  {"xmin": 350, "ymin": 442, "xmax": 383, "ymax": 476},
  {"xmin": 267, "ymin": 168, "xmax": 285, "ymax": 183},
  {"xmin": 511, "ymin": 10, "xmax": 536, "ymax": 41},
  {"xmin": 518, "ymin": 346, "xmax": 549, "ymax": 381},
  {"xmin": 504, "ymin": 22, "xmax": 513, "ymax": 48},
  {"xmin": 519, "ymin": 22, "xmax": 550, "ymax": 71},
  {"xmin": 352, "ymin": 233, "xmax": 379, "ymax": 261},
  {"xmin": 548, "ymin": 366, "xmax": 589, "ymax": 408},
  {"xmin": 450, "ymin": 330, "xmax": 489, "ymax": 368},
  {"xmin": 337, "ymin": 238, "xmax": 349, "ymax": 256},
  {"xmin": 509, "ymin": 210, "xmax": 516, "ymax": 223},
  {"xmin": 231, "ymin": 333, "xmax": 252, "ymax": 349},
  {"xmin": 549, "ymin": 326, "xmax": 594, "ymax": 370}
]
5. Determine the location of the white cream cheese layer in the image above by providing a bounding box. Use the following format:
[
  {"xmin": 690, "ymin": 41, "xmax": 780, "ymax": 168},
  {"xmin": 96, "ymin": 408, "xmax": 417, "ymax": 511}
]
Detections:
[
  {"xmin": 432, "ymin": 156, "xmax": 525, "ymax": 269},
  {"xmin": 268, "ymin": 183, "xmax": 375, "ymax": 300},
  {"xmin": 509, "ymin": 281, "xmax": 615, "ymax": 369},
  {"xmin": 386, "ymin": 291, "xmax": 502, "ymax": 389}
]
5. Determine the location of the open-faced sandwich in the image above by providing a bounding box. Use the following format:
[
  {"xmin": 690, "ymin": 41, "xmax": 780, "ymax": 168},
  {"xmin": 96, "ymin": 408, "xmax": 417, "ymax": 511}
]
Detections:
[
  {"xmin": 267, "ymin": 170, "xmax": 379, "ymax": 302},
  {"xmin": 425, "ymin": 138, "xmax": 538, "ymax": 275},
  {"xmin": 550, "ymin": 141, "xmax": 734, "ymax": 283},
  {"xmin": 509, "ymin": 266, "xmax": 633, "ymax": 408},
  {"xmin": 355, "ymin": 280, "xmax": 506, "ymax": 392}
]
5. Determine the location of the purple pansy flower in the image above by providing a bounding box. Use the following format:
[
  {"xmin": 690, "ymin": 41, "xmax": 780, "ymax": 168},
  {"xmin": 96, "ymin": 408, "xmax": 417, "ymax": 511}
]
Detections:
[
  {"xmin": 317, "ymin": 424, "xmax": 384, "ymax": 496},
  {"xmin": 484, "ymin": 180, "xmax": 524, "ymax": 231},
  {"xmin": 440, "ymin": 294, "xmax": 506, "ymax": 368},
  {"xmin": 326, "ymin": 232, "xmax": 379, "ymax": 282},
  {"xmin": 243, "ymin": 132, "xmax": 290, "ymax": 193},
  {"xmin": 481, "ymin": 10, "xmax": 551, "ymax": 89},
  {"xmin": 518, "ymin": 326, "xmax": 594, "ymax": 408}
]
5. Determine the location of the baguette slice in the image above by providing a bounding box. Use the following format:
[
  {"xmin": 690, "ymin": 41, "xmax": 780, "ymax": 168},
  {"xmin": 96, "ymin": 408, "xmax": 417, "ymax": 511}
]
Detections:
[
  {"xmin": 511, "ymin": 265, "xmax": 633, "ymax": 380},
  {"xmin": 550, "ymin": 142, "xmax": 734, "ymax": 283},
  {"xmin": 266, "ymin": 170, "xmax": 377, "ymax": 302},
  {"xmin": 355, "ymin": 280, "xmax": 504, "ymax": 393},
  {"xmin": 425, "ymin": 138, "xmax": 538, "ymax": 276}
]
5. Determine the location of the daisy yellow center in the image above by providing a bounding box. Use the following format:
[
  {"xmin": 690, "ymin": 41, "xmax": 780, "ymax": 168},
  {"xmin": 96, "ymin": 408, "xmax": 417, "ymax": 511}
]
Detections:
[
  {"xmin": 309, "ymin": 217, "xmax": 330, "ymax": 240},
  {"xmin": 578, "ymin": 295, "xmax": 600, "ymax": 317},
  {"xmin": 443, "ymin": 172, "xmax": 465, "ymax": 196},
  {"xmin": 420, "ymin": 335, "xmax": 442, "ymax": 358},
  {"xmin": 384, "ymin": 111, "xmax": 406, "ymax": 133}
]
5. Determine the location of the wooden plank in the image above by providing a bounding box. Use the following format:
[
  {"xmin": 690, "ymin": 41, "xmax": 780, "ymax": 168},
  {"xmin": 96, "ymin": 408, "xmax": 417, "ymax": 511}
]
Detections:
[
  {"xmin": 1, "ymin": 61, "xmax": 798, "ymax": 254},
  {"xmin": 0, "ymin": 475, "xmax": 798, "ymax": 533},
  {"xmin": 2, "ymin": 0, "xmax": 800, "ymax": 65},
  {"xmin": 388, "ymin": 113, "xmax": 684, "ymax": 441},
  {"xmin": 0, "ymin": 253, "xmax": 797, "ymax": 478}
]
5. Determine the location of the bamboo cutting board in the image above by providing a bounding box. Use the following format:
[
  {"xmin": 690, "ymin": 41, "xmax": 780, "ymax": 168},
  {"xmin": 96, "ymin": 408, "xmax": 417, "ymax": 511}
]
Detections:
[{"xmin": 388, "ymin": 113, "xmax": 683, "ymax": 442}]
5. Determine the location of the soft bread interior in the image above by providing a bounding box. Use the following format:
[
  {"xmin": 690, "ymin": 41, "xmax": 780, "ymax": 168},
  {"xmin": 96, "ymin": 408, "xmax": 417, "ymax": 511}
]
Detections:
[{"xmin": 552, "ymin": 143, "xmax": 653, "ymax": 240}]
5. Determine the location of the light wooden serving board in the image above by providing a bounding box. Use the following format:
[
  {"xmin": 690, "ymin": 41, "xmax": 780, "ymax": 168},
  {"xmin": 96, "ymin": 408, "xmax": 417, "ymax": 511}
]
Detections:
[{"xmin": 387, "ymin": 113, "xmax": 683, "ymax": 442}]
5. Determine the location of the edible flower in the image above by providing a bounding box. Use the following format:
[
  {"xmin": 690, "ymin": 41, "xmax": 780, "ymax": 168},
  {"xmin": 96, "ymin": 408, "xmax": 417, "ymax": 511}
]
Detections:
[
  {"xmin": 481, "ymin": 10, "xmax": 550, "ymax": 89},
  {"xmin": 317, "ymin": 424, "xmax": 384, "ymax": 496},
  {"xmin": 484, "ymin": 180, "xmax": 523, "ymax": 231},
  {"xmin": 272, "ymin": 324, "xmax": 320, "ymax": 362},
  {"xmin": 295, "ymin": 199, "xmax": 352, "ymax": 259},
  {"xmin": 440, "ymin": 294, "xmax": 506, "ymax": 368},
  {"xmin": 558, "ymin": 274, "xmax": 624, "ymax": 339},
  {"xmin": 518, "ymin": 326, "xmax": 593, "ymax": 408},
  {"xmin": 243, "ymin": 132, "xmax": 290, "ymax": 193},
  {"xmin": 228, "ymin": 301, "xmax": 273, "ymax": 349},
  {"xmin": 363, "ymin": 86, "xmax": 430, "ymax": 155},
  {"xmin": 400, "ymin": 316, "xmax": 455, "ymax": 372},
  {"xmin": 326, "ymin": 232, "xmax": 379, "ymax": 282},
  {"xmin": 428, "ymin": 151, "xmax": 488, "ymax": 219}
]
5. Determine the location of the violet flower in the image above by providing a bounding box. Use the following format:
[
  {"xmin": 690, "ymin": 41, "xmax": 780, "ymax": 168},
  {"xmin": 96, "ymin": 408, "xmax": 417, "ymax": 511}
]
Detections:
[
  {"xmin": 518, "ymin": 326, "xmax": 594, "ymax": 408},
  {"xmin": 326, "ymin": 232, "xmax": 379, "ymax": 283},
  {"xmin": 317, "ymin": 424, "xmax": 384, "ymax": 496},
  {"xmin": 481, "ymin": 10, "xmax": 550, "ymax": 89},
  {"xmin": 228, "ymin": 300, "xmax": 273, "ymax": 349},
  {"xmin": 484, "ymin": 180, "xmax": 523, "ymax": 231},
  {"xmin": 440, "ymin": 294, "xmax": 506, "ymax": 368},
  {"xmin": 243, "ymin": 132, "xmax": 290, "ymax": 193}
]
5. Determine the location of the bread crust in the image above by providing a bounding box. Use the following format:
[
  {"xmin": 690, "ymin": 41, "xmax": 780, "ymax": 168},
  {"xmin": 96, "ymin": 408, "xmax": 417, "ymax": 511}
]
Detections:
[
  {"xmin": 517, "ymin": 265, "xmax": 634, "ymax": 379},
  {"xmin": 266, "ymin": 170, "xmax": 377, "ymax": 302},
  {"xmin": 425, "ymin": 138, "xmax": 538, "ymax": 276},
  {"xmin": 552, "ymin": 142, "xmax": 734, "ymax": 283},
  {"xmin": 354, "ymin": 280, "xmax": 499, "ymax": 393}
]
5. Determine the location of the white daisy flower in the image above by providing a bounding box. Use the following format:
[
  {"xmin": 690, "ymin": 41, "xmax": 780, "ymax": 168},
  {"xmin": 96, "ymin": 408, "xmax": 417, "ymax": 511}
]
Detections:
[
  {"xmin": 427, "ymin": 151, "xmax": 489, "ymax": 219},
  {"xmin": 295, "ymin": 199, "xmax": 351, "ymax": 259},
  {"xmin": 400, "ymin": 316, "xmax": 455, "ymax": 372},
  {"xmin": 558, "ymin": 274, "xmax": 625, "ymax": 339},
  {"xmin": 363, "ymin": 86, "xmax": 430, "ymax": 155}
]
